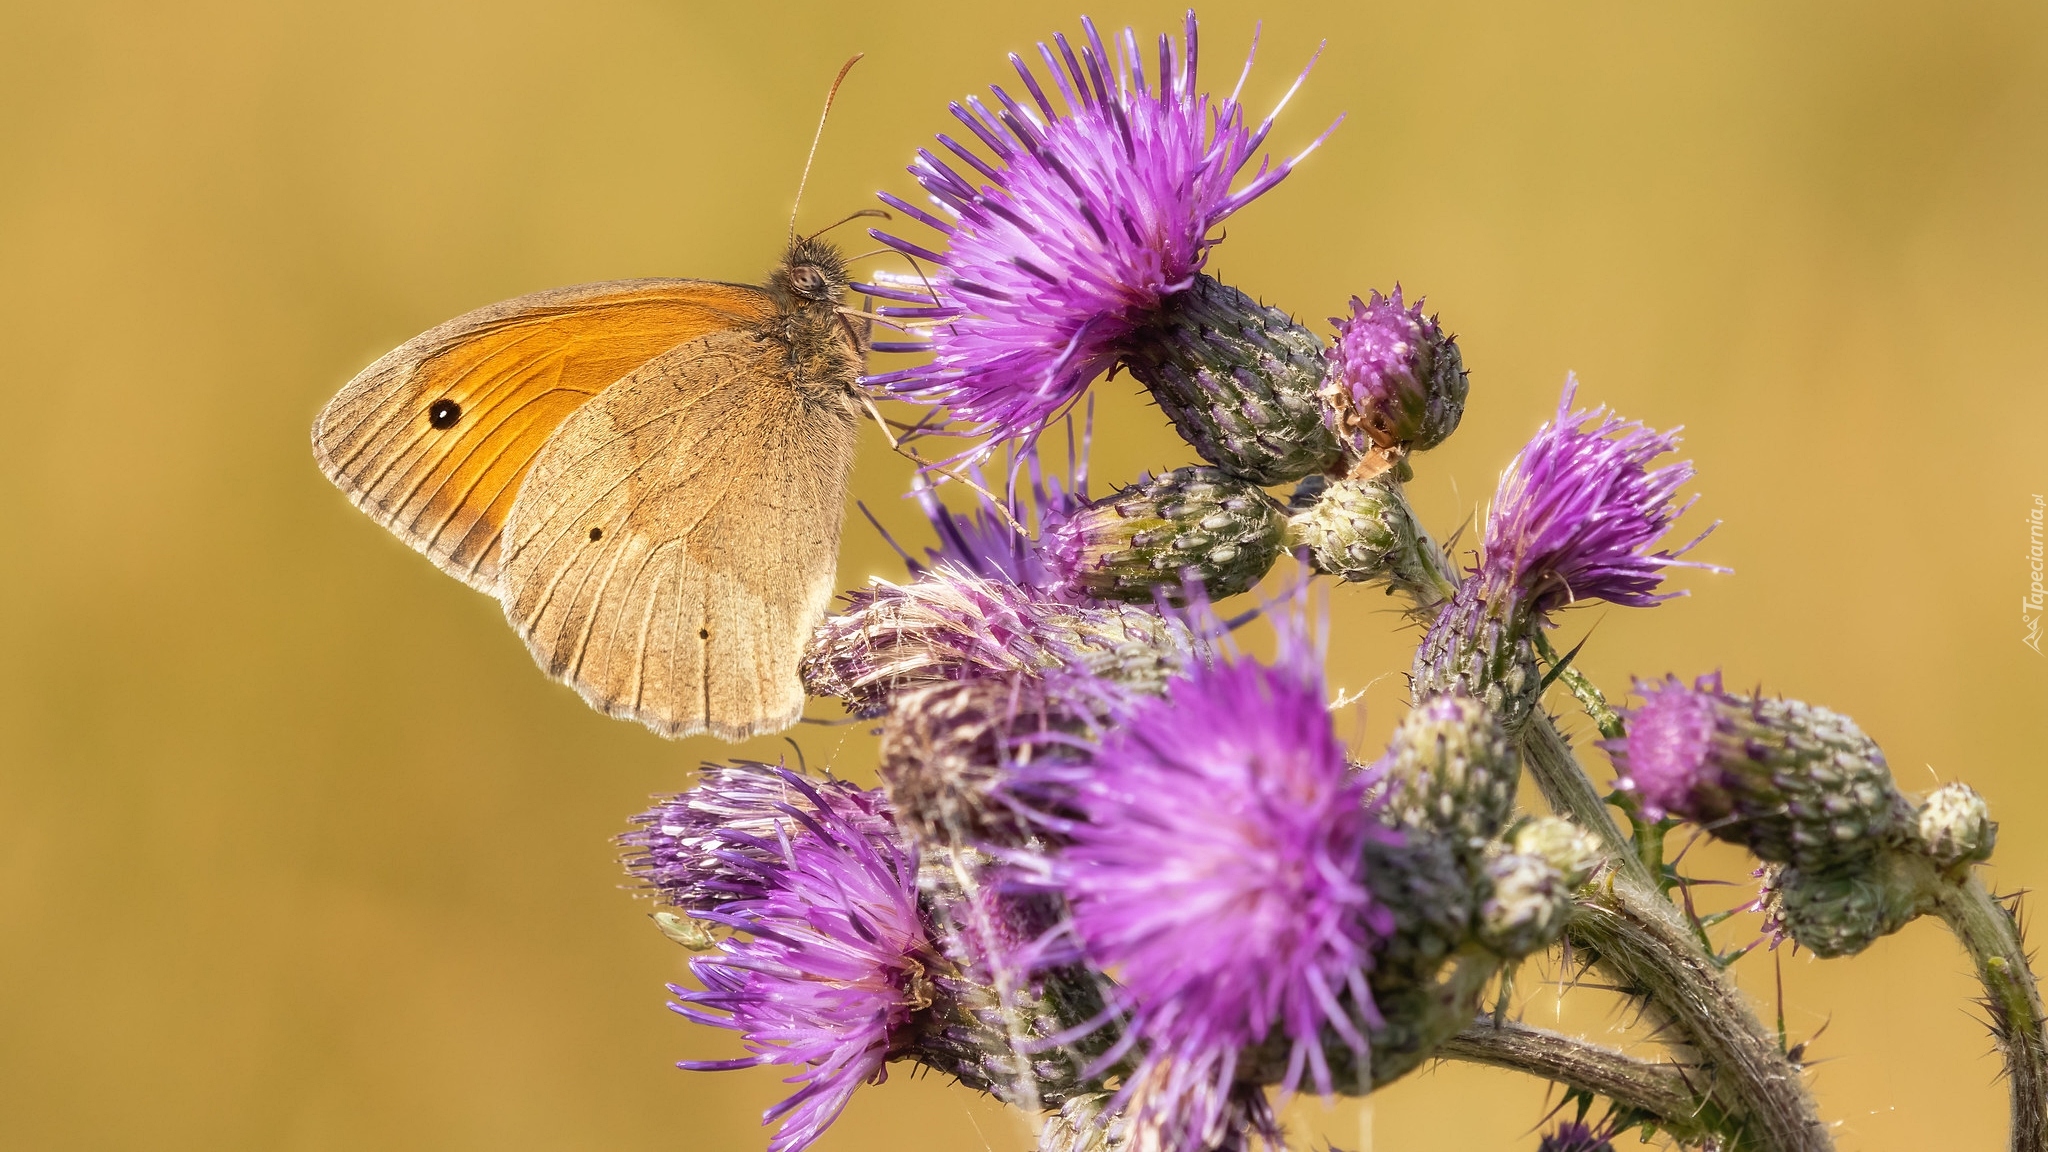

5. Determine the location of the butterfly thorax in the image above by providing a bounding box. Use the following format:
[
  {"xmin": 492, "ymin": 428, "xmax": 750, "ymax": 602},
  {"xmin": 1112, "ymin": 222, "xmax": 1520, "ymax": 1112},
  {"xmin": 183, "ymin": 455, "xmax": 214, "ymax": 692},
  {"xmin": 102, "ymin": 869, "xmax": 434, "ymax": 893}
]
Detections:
[{"xmin": 759, "ymin": 236, "xmax": 862, "ymax": 402}]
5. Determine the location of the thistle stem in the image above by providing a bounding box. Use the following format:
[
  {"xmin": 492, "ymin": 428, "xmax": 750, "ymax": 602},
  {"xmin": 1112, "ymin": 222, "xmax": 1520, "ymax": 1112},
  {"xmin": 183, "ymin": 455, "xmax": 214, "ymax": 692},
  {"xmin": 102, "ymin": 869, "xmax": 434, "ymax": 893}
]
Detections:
[
  {"xmin": 1439, "ymin": 1018, "xmax": 1723, "ymax": 1144},
  {"xmin": 1543, "ymin": 647, "xmax": 1625, "ymax": 741},
  {"xmin": 1397, "ymin": 507, "xmax": 1462, "ymax": 611},
  {"xmin": 1929, "ymin": 877, "xmax": 2048, "ymax": 1152},
  {"xmin": 1571, "ymin": 872, "xmax": 1830, "ymax": 1152},
  {"xmin": 1519, "ymin": 713, "xmax": 1646, "ymax": 888},
  {"xmin": 1519, "ymin": 712, "xmax": 1826, "ymax": 1152}
]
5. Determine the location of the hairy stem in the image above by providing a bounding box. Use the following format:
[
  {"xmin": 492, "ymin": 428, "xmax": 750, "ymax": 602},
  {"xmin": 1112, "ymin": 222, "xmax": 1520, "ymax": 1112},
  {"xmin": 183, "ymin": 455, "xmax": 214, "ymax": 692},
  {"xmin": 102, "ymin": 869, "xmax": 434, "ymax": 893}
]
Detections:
[
  {"xmin": 1542, "ymin": 645, "xmax": 1625, "ymax": 742},
  {"xmin": 1571, "ymin": 872, "xmax": 1830, "ymax": 1152},
  {"xmin": 1930, "ymin": 878, "xmax": 2048, "ymax": 1152},
  {"xmin": 1439, "ymin": 1017, "xmax": 1723, "ymax": 1144},
  {"xmin": 1518, "ymin": 712, "xmax": 1825, "ymax": 1151},
  {"xmin": 1520, "ymin": 713, "xmax": 1646, "ymax": 887}
]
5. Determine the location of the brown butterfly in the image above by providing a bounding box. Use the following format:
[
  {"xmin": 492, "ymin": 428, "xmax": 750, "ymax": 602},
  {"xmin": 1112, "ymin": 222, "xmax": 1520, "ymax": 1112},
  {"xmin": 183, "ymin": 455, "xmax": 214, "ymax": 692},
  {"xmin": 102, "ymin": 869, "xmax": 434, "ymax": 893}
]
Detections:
[{"xmin": 312, "ymin": 61, "xmax": 875, "ymax": 742}]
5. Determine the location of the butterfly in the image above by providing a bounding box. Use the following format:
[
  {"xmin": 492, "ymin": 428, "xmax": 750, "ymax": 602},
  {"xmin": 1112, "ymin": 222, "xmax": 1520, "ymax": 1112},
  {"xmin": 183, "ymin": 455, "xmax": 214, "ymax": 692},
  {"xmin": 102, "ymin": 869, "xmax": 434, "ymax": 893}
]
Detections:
[
  {"xmin": 309, "ymin": 59, "xmax": 889, "ymax": 742},
  {"xmin": 311, "ymin": 232, "xmax": 868, "ymax": 741}
]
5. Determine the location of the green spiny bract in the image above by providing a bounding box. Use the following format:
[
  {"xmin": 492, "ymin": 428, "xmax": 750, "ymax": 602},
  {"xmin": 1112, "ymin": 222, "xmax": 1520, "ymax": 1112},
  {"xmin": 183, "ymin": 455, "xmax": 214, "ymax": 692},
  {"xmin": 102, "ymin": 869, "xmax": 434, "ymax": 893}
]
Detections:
[
  {"xmin": 1410, "ymin": 579, "xmax": 1544, "ymax": 734},
  {"xmin": 1380, "ymin": 693, "xmax": 1520, "ymax": 857},
  {"xmin": 1285, "ymin": 474, "xmax": 1458, "ymax": 606},
  {"xmin": 1122, "ymin": 274, "xmax": 1345, "ymax": 485},
  {"xmin": 1048, "ymin": 466, "xmax": 1285, "ymax": 603}
]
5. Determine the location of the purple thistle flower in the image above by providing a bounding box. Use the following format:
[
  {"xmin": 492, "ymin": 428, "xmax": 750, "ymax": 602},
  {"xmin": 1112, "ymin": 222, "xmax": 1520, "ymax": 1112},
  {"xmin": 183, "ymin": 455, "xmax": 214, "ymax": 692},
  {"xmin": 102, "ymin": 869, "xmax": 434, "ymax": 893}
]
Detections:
[
  {"xmin": 1038, "ymin": 613, "xmax": 1395, "ymax": 1149},
  {"xmin": 899, "ymin": 431, "xmax": 1092, "ymax": 595},
  {"xmin": 1607, "ymin": 674, "xmax": 1722, "ymax": 822},
  {"xmin": 1321, "ymin": 287, "xmax": 1468, "ymax": 469},
  {"xmin": 667, "ymin": 771, "xmax": 935, "ymax": 1152},
  {"xmin": 913, "ymin": 475, "xmax": 1076, "ymax": 591},
  {"xmin": 1482, "ymin": 376, "xmax": 1717, "ymax": 617},
  {"xmin": 1606, "ymin": 672, "xmax": 1904, "ymax": 869},
  {"xmin": 622, "ymin": 762, "xmax": 896, "ymax": 912},
  {"xmin": 863, "ymin": 12, "xmax": 1332, "ymax": 447}
]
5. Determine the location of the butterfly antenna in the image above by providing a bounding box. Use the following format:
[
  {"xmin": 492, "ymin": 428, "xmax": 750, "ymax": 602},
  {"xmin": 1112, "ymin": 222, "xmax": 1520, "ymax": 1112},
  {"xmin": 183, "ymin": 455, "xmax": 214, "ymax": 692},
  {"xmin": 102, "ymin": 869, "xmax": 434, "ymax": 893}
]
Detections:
[
  {"xmin": 805, "ymin": 208, "xmax": 891, "ymax": 244},
  {"xmin": 790, "ymin": 53, "xmax": 865, "ymax": 245}
]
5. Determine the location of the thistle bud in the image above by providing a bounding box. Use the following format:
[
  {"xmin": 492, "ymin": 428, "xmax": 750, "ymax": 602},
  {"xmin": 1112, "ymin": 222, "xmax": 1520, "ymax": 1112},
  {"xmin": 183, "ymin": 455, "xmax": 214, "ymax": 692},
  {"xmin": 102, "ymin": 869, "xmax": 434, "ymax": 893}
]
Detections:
[
  {"xmin": 1285, "ymin": 474, "xmax": 1459, "ymax": 606},
  {"xmin": 1362, "ymin": 833, "xmax": 1477, "ymax": 977},
  {"xmin": 1915, "ymin": 781, "xmax": 1996, "ymax": 869},
  {"xmin": 878, "ymin": 678, "xmax": 1077, "ymax": 847},
  {"xmin": 1477, "ymin": 850, "xmax": 1573, "ymax": 958},
  {"xmin": 1511, "ymin": 816, "xmax": 1605, "ymax": 889},
  {"xmin": 1121, "ymin": 274, "xmax": 1345, "ymax": 485},
  {"xmin": 1411, "ymin": 579, "xmax": 1544, "ymax": 733},
  {"xmin": 1609, "ymin": 674, "xmax": 1907, "ymax": 869},
  {"xmin": 1320, "ymin": 288, "xmax": 1469, "ymax": 478},
  {"xmin": 1354, "ymin": 820, "xmax": 1490, "ymax": 1083},
  {"xmin": 1755, "ymin": 858, "xmax": 1924, "ymax": 959},
  {"xmin": 1380, "ymin": 693, "xmax": 1519, "ymax": 854},
  {"xmin": 1045, "ymin": 466, "xmax": 1285, "ymax": 603}
]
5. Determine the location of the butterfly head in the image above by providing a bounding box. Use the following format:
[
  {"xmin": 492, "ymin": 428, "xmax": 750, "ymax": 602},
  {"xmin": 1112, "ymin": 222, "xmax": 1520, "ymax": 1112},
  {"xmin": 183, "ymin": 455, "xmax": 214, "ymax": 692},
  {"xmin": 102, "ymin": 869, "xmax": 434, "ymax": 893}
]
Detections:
[
  {"xmin": 763, "ymin": 236, "xmax": 864, "ymax": 394},
  {"xmin": 770, "ymin": 236, "xmax": 852, "ymax": 312}
]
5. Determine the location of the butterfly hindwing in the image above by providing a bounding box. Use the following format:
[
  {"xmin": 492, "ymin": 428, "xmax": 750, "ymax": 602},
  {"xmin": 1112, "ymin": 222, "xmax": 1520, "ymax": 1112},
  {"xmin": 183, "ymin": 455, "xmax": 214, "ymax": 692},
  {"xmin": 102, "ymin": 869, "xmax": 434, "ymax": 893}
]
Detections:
[
  {"xmin": 311, "ymin": 279, "xmax": 774, "ymax": 592},
  {"xmin": 498, "ymin": 329, "xmax": 860, "ymax": 740}
]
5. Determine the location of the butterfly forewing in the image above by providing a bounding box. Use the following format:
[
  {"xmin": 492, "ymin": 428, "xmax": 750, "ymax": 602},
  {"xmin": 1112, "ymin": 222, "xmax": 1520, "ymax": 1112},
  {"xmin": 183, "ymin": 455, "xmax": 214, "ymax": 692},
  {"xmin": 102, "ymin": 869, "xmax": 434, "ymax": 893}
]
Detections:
[
  {"xmin": 498, "ymin": 330, "xmax": 859, "ymax": 741},
  {"xmin": 311, "ymin": 280, "xmax": 774, "ymax": 592}
]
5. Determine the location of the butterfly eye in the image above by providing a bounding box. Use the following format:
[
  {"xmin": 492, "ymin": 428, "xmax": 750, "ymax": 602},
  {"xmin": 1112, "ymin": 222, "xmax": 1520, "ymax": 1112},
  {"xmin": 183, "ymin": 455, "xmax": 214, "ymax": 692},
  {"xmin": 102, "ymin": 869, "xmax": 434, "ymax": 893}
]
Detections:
[
  {"xmin": 791, "ymin": 265, "xmax": 827, "ymax": 297},
  {"xmin": 428, "ymin": 398, "xmax": 462, "ymax": 429}
]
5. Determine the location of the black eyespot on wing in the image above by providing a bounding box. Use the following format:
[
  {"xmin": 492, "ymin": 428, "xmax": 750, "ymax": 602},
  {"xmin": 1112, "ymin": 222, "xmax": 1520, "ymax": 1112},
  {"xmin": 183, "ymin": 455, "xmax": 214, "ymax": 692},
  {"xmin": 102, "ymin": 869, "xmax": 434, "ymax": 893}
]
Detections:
[
  {"xmin": 588, "ymin": 527, "xmax": 603, "ymax": 542},
  {"xmin": 698, "ymin": 628, "xmax": 709, "ymax": 640},
  {"xmin": 428, "ymin": 398, "xmax": 462, "ymax": 429}
]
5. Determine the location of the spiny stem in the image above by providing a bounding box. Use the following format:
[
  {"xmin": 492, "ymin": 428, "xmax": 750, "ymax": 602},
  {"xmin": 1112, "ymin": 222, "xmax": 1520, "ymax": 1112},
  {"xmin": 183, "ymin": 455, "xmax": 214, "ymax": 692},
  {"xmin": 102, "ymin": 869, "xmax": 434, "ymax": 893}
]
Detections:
[
  {"xmin": 1571, "ymin": 872, "xmax": 1831, "ymax": 1152},
  {"xmin": 1520, "ymin": 712, "xmax": 1645, "ymax": 888},
  {"xmin": 1531, "ymin": 634, "xmax": 1676, "ymax": 889},
  {"xmin": 1521, "ymin": 712, "xmax": 1827, "ymax": 1152},
  {"xmin": 1534, "ymin": 631, "xmax": 1624, "ymax": 741},
  {"xmin": 1439, "ymin": 1017, "xmax": 1727, "ymax": 1146},
  {"xmin": 1929, "ymin": 878, "xmax": 2048, "ymax": 1152}
]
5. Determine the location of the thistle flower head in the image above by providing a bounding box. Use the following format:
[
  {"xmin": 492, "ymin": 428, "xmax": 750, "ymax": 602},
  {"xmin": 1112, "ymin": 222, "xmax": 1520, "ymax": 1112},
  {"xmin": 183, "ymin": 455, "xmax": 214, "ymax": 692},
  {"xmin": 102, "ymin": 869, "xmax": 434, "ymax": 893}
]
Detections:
[
  {"xmin": 1041, "ymin": 612, "xmax": 1394, "ymax": 1147},
  {"xmin": 913, "ymin": 479, "xmax": 1073, "ymax": 591},
  {"xmin": 1608, "ymin": 673, "xmax": 1905, "ymax": 868},
  {"xmin": 1043, "ymin": 465, "xmax": 1288, "ymax": 604},
  {"xmin": 1321, "ymin": 287, "xmax": 1468, "ymax": 467},
  {"xmin": 1607, "ymin": 673, "xmax": 1722, "ymax": 823},
  {"xmin": 1483, "ymin": 378, "xmax": 1714, "ymax": 617},
  {"xmin": 666, "ymin": 772, "xmax": 933, "ymax": 1152},
  {"xmin": 864, "ymin": 12, "xmax": 1330, "ymax": 447},
  {"xmin": 905, "ymin": 432, "xmax": 1091, "ymax": 592},
  {"xmin": 622, "ymin": 762, "xmax": 894, "ymax": 912},
  {"xmin": 801, "ymin": 565, "xmax": 1199, "ymax": 715},
  {"xmin": 877, "ymin": 676, "xmax": 1086, "ymax": 848}
]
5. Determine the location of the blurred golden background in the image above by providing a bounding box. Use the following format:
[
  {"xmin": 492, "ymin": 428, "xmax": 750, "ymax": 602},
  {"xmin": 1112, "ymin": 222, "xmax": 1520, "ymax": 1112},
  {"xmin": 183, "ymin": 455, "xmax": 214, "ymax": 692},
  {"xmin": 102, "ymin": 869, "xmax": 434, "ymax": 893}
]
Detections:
[{"xmin": 3, "ymin": 1, "xmax": 2044, "ymax": 1148}]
